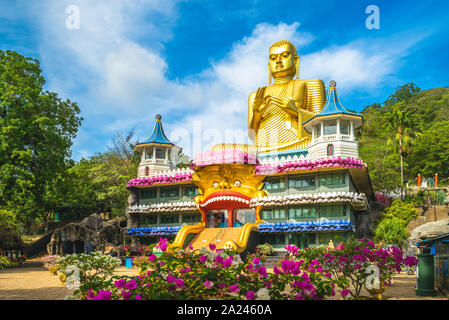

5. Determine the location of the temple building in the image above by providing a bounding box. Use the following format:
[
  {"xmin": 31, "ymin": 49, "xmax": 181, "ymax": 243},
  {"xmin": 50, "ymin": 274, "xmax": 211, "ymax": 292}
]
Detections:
[{"xmin": 124, "ymin": 40, "xmax": 374, "ymax": 254}]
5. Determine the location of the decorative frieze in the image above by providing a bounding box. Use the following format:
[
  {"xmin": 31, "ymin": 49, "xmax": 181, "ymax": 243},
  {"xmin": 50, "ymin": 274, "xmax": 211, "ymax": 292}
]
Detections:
[
  {"xmin": 250, "ymin": 191, "xmax": 367, "ymax": 209},
  {"xmin": 128, "ymin": 201, "xmax": 197, "ymax": 213}
]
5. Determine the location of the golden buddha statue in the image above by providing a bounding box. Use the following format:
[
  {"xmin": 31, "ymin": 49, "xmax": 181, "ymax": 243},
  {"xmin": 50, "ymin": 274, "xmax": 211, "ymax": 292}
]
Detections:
[{"xmin": 212, "ymin": 40, "xmax": 326, "ymax": 153}]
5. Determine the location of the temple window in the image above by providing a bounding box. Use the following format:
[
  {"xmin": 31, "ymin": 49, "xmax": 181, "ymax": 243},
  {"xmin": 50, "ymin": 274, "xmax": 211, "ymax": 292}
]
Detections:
[
  {"xmin": 182, "ymin": 213, "xmax": 201, "ymax": 223},
  {"xmin": 272, "ymin": 208, "xmax": 286, "ymax": 220},
  {"xmin": 327, "ymin": 143, "xmax": 334, "ymax": 156},
  {"xmin": 319, "ymin": 204, "xmax": 346, "ymax": 218},
  {"xmin": 160, "ymin": 186, "xmax": 179, "ymax": 198},
  {"xmin": 183, "ymin": 185, "xmax": 198, "ymax": 197},
  {"xmin": 319, "ymin": 172, "xmax": 345, "ymax": 186},
  {"xmin": 141, "ymin": 188, "xmax": 157, "ymax": 199},
  {"xmin": 315, "ymin": 124, "xmax": 322, "ymax": 138},
  {"xmin": 261, "ymin": 209, "xmax": 272, "ymax": 220},
  {"xmin": 145, "ymin": 166, "xmax": 150, "ymax": 176},
  {"xmin": 264, "ymin": 177, "xmax": 285, "ymax": 190},
  {"xmin": 139, "ymin": 214, "xmax": 157, "ymax": 226},
  {"xmin": 155, "ymin": 148, "xmax": 165, "ymax": 159},
  {"xmin": 289, "ymin": 175, "xmax": 316, "ymax": 188},
  {"xmin": 340, "ymin": 120, "xmax": 349, "ymax": 135},
  {"xmin": 324, "ymin": 120, "xmax": 337, "ymax": 135},
  {"xmin": 160, "ymin": 214, "xmax": 178, "ymax": 224},
  {"xmin": 288, "ymin": 205, "xmax": 316, "ymax": 220}
]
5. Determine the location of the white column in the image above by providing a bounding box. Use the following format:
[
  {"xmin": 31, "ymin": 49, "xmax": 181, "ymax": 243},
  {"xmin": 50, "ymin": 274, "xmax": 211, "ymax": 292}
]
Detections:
[
  {"xmin": 336, "ymin": 119, "xmax": 340, "ymax": 138},
  {"xmin": 153, "ymin": 146, "xmax": 156, "ymax": 160},
  {"xmin": 350, "ymin": 121, "xmax": 354, "ymax": 140},
  {"xmin": 311, "ymin": 127, "xmax": 315, "ymax": 143},
  {"xmin": 165, "ymin": 148, "xmax": 169, "ymax": 164},
  {"xmin": 320, "ymin": 122, "xmax": 324, "ymax": 138}
]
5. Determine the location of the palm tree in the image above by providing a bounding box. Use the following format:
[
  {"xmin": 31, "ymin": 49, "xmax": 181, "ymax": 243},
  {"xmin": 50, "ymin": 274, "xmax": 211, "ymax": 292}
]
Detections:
[{"xmin": 385, "ymin": 102, "xmax": 421, "ymax": 199}]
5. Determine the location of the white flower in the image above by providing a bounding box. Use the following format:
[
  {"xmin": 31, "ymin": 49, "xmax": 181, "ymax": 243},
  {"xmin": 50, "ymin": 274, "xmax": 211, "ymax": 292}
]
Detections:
[{"xmin": 256, "ymin": 288, "xmax": 270, "ymax": 300}]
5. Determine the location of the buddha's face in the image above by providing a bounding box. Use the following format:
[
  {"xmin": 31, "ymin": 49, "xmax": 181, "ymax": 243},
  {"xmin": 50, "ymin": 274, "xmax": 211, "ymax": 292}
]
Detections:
[{"xmin": 268, "ymin": 43, "xmax": 297, "ymax": 78}]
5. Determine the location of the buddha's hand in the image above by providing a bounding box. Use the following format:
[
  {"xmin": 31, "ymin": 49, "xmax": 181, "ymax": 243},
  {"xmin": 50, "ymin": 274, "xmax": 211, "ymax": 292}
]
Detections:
[
  {"xmin": 265, "ymin": 96, "xmax": 298, "ymax": 115},
  {"xmin": 252, "ymin": 86, "xmax": 266, "ymax": 113}
]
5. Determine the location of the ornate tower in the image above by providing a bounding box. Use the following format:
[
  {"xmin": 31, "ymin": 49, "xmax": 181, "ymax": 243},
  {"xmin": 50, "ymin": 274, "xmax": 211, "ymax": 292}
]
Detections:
[
  {"xmin": 303, "ymin": 81, "xmax": 363, "ymax": 159},
  {"xmin": 134, "ymin": 114, "xmax": 181, "ymax": 177}
]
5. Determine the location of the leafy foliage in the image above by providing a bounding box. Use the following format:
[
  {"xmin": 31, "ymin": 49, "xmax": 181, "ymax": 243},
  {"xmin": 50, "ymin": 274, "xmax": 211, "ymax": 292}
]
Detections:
[
  {"xmin": 357, "ymin": 83, "xmax": 449, "ymax": 197},
  {"xmin": 0, "ymin": 50, "xmax": 82, "ymax": 226},
  {"xmin": 373, "ymin": 199, "xmax": 419, "ymax": 248}
]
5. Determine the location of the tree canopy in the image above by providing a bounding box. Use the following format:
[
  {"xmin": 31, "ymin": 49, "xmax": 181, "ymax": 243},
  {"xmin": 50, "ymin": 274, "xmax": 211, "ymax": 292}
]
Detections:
[
  {"xmin": 0, "ymin": 50, "xmax": 82, "ymax": 227},
  {"xmin": 357, "ymin": 83, "xmax": 449, "ymax": 197}
]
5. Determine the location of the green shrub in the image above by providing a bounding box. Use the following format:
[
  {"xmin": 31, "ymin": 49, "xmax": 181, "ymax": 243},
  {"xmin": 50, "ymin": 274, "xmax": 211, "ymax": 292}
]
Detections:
[
  {"xmin": 384, "ymin": 199, "xmax": 419, "ymax": 224},
  {"xmin": 256, "ymin": 243, "xmax": 274, "ymax": 256},
  {"xmin": 0, "ymin": 256, "xmax": 12, "ymax": 269}
]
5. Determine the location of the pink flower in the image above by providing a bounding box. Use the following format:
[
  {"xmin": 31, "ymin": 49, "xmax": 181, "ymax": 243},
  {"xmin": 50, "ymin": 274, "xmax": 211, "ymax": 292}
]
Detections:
[
  {"xmin": 218, "ymin": 283, "xmax": 226, "ymax": 289},
  {"xmin": 135, "ymin": 295, "xmax": 143, "ymax": 300},
  {"xmin": 203, "ymin": 280, "xmax": 214, "ymax": 289},
  {"xmin": 93, "ymin": 290, "xmax": 112, "ymax": 300},
  {"xmin": 167, "ymin": 275, "xmax": 176, "ymax": 283},
  {"xmin": 229, "ymin": 284, "xmax": 239, "ymax": 293},
  {"xmin": 252, "ymin": 257, "xmax": 260, "ymax": 265},
  {"xmin": 114, "ymin": 279, "xmax": 126, "ymax": 289},
  {"xmin": 174, "ymin": 279, "xmax": 185, "ymax": 288},
  {"xmin": 180, "ymin": 268, "xmax": 191, "ymax": 275},
  {"xmin": 122, "ymin": 291, "xmax": 132, "ymax": 300},
  {"xmin": 209, "ymin": 243, "xmax": 216, "ymax": 251},
  {"xmin": 215, "ymin": 255, "xmax": 224, "ymax": 264},
  {"xmin": 223, "ymin": 257, "xmax": 232, "ymax": 268},
  {"xmin": 273, "ymin": 265, "xmax": 282, "ymax": 275},
  {"xmin": 258, "ymin": 266, "xmax": 268, "ymax": 278},
  {"xmin": 246, "ymin": 291, "xmax": 255, "ymax": 300},
  {"xmin": 199, "ymin": 255, "xmax": 207, "ymax": 263},
  {"xmin": 340, "ymin": 289, "xmax": 350, "ymax": 298},
  {"xmin": 149, "ymin": 254, "xmax": 156, "ymax": 261},
  {"xmin": 125, "ymin": 280, "xmax": 137, "ymax": 290}
]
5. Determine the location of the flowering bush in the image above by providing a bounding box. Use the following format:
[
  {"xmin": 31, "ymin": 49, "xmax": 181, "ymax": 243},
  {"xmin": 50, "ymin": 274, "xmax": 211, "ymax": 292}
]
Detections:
[
  {"xmin": 297, "ymin": 238, "xmax": 418, "ymax": 299},
  {"xmin": 42, "ymin": 255, "xmax": 59, "ymax": 269},
  {"xmin": 82, "ymin": 239, "xmax": 337, "ymax": 300},
  {"xmin": 256, "ymin": 243, "xmax": 274, "ymax": 257},
  {"xmin": 54, "ymin": 252, "xmax": 121, "ymax": 298},
  {"xmin": 121, "ymin": 244, "xmax": 154, "ymax": 256}
]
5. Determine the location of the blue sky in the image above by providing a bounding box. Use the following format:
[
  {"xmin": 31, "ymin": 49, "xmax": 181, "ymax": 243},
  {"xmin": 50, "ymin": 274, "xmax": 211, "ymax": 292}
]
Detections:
[{"xmin": 1, "ymin": 0, "xmax": 449, "ymax": 160}]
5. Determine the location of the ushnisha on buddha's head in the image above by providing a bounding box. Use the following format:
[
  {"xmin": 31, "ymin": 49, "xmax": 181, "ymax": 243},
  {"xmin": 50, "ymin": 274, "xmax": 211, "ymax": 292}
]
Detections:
[{"xmin": 268, "ymin": 40, "xmax": 299, "ymax": 82}]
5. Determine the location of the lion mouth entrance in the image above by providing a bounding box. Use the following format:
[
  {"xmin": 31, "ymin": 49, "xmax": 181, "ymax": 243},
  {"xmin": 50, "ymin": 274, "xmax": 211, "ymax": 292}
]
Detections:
[{"xmin": 200, "ymin": 190, "xmax": 251, "ymax": 210}]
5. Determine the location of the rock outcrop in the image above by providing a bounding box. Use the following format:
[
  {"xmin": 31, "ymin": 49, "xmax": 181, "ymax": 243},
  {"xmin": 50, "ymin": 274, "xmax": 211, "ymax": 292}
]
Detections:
[
  {"xmin": 47, "ymin": 214, "xmax": 126, "ymax": 256},
  {"xmin": 408, "ymin": 219, "xmax": 449, "ymax": 242}
]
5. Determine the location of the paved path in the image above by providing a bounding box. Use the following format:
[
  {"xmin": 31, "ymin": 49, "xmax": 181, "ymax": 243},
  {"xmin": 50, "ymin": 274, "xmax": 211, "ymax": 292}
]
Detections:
[
  {"xmin": 0, "ymin": 261, "xmax": 75, "ymax": 300},
  {"xmin": 0, "ymin": 262, "xmax": 446, "ymax": 300}
]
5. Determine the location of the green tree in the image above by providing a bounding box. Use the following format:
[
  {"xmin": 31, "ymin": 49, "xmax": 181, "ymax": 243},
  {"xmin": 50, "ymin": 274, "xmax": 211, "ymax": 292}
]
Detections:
[
  {"xmin": 383, "ymin": 199, "xmax": 419, "ymax": 225},
  {"xmin": 409, "ymin": 121, "xmax": 449, "ymax": 178},
  {"xmin": 374, "ymin": 218, "xmax": 408, "ymax": 249},
  {"xmin": 384, "ymin": 103, "xmax": 421, "ymax": 199},
  {"xmin": 383, "ymin": 82, "xmax": 421, "ymax": 107},
  {"xmin": 0, "ymin": 50, "xmax": 82, "ymax": 228},
  {"xmin": 89, "ymin": 130, "xmax": 140, "ymax": 217},
  {"xmin": 374, "ymin": 199, "xmax": 419, "ymax": 248},
  {"xmin": 0, "ymin": 209, "xmax": 22, "ymax": 249}
]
